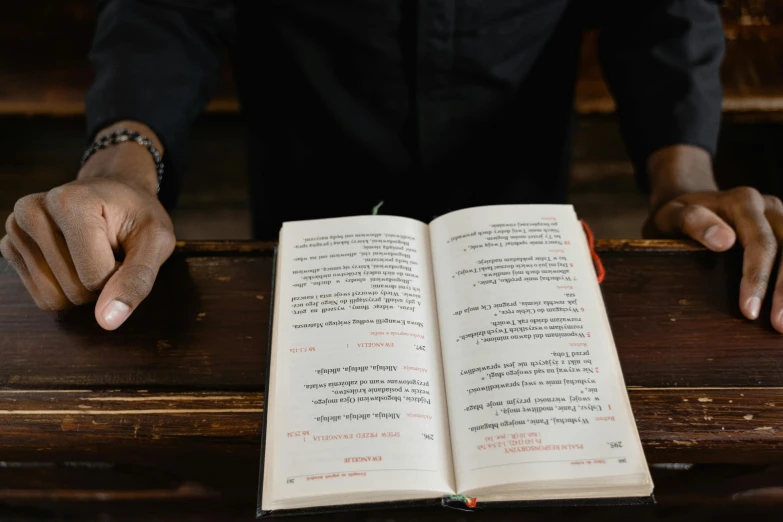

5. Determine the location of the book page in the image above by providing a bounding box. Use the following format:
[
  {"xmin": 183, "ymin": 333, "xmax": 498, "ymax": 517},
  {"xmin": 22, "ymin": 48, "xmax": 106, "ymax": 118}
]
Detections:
[
  {"xmin": 262, "ymin": 216, "xmax": 454, "ymax": 511},
  {"xmin": 429, "ymin": 205, "xmax": 648, "ymax": 495}
]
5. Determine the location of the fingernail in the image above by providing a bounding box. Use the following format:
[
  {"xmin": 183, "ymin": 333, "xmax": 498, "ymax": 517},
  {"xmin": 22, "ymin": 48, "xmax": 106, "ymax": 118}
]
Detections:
[
  {"xmin": 746, "ymin": 297, "xmax": 762, "ymax": 320},
  {"xmin": 103, "ymin": 300, "xmax": 130, "ymax": 329},
  {"xmin": 703, "ymin": 225, "xmax": 728, "ymax": 250},
  {"xmin": 776, "ymin": 309, "xmax": 783, "ymax": 331}
]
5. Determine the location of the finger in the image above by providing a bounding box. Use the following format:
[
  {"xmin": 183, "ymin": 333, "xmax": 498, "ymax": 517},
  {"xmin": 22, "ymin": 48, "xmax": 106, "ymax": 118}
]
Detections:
[
  {"xmin": 654, "ymin": 201, "xmax": 736, "ymax": 251},
  {"xmin": 14, "ymin": 194, "xmax": 96, "ymax": 305},
  {"xmin": 0, "ymin": 235, "xmax": 50, "ymax": 310},
  {"xmin": 5, "ymin": 213, "xmax": 70, "ymax": 310},
  {"xmin": 772, "ymin": 254, "xmax": 783, "ymax": 334},
  {"xmin": 728, "ymin": 192, "xmax": 778, "ymax": 321},
  {"xmin": 95, "ymin": 224, "xmax": 176, "ymax": 330},
  {"xmin": 45, "ymin": 186, "xmax": 117, "ymax": 291},
  {"xmin": 765, "ymin": 195, "xmax": 783, "ymax": 333}
]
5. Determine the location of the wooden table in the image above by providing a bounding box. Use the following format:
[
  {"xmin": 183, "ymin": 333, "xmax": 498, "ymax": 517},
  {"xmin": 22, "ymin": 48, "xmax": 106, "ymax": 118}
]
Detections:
[{"xmin": 1, "ymin": 240, "xmax": 783, "ymax": 521}]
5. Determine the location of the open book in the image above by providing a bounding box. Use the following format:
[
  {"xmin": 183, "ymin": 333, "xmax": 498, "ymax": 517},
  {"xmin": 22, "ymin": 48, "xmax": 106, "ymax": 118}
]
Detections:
[{"xmin": 257, "ymin": 205, "xmax": 653, "ymax": 517}]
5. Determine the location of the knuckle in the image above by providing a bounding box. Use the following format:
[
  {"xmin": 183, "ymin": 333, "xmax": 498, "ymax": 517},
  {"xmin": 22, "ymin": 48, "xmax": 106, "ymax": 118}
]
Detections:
[
  {"xmin": 77, "ymin": 258, "xmax": 116, "ymax": 292},
  {"xmin": 765, "ymin": 195, "xmax": 783, "ymax": 212},
  {"xmin": 119, "ymin": 264, "xmax": 157, "ymax": 302},
  {"xmin": 4, "ymin": 213, "xmax": 14, "ymax": 236},
  {"xmin": 151, "ymin": 225, "xmax": 176, "ymax": 252},
  {"xmin": 138, "ymin": 219, "xmax": 176, "ymax": 257},
  {"xmin": 82, "ymin": 276, "xmax": 108, "ymax": 293},
  {"xmin": 76, "ymin": 259, "xmax": 117, "ymax": 293},
  {"xmin": 752, "ymin": 232, "xmax": 778, "ymax": 254},
  {"xmin": 731, "ymin": 186, "xmax": 763, "ymax": 205},
  {"xmin": 747, "ymin": 271, "xmax": 771, "ymax": 290},
  {"xmin": 43, "ymin": 292, "xmax": 71, "ymax": 311},
  {"xmin": 43, "ymin": 186, "xmax": 68, "ymax": 213},
  {"xmin": 679, "ymin": 205, "xmax": 704, "ymax": 229},
  {"xmin": 55, "ymin": 272, "xmax": 98, "ymax": 305},
  {"xmin": 65, "ymin": 288, "xmax": 96, "ymax": 306},
  {"xmin": 0, "ymin": 237, "xmax": 21, "ymax": 269},
  {"xmin": 13, "ymin": 194, "xmax": 45, "ymax": 231},
  {"xmin": 4, "ymin": 212, "xmax": 27, "ymax": 241},
  {"xmin": 45, "ymin": 184, "xmax": 92, "ymax": 217},
  {"xmin": 1, "ymin": 237, "xmax": 54, "ymax": 311}
]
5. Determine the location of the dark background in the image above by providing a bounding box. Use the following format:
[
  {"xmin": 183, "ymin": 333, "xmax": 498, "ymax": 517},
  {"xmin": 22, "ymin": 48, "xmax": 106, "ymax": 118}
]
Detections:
[{"xmin": 1, "ymin": 0, "xmax": 781, "ymax": 239}]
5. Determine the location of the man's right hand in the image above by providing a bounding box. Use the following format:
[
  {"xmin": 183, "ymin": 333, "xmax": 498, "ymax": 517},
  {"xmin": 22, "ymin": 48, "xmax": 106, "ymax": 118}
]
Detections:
[{"xmin": 0, "ymin": 122, "xmax": 176, "ymax": 330}]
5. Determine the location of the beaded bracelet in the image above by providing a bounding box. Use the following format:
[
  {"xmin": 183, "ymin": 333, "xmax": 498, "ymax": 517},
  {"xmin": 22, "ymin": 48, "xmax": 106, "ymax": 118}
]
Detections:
[{"xmin": 80, "ymin": 129, "xmax": 164, "ymax": 193}]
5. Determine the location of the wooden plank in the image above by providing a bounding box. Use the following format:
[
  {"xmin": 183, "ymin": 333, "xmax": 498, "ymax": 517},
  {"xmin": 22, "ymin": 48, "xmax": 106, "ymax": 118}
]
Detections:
[
  {"xmin": 168, "ymin": 239, "xmax": 704, "ymax": 255},
  {"xmin": 0, "ymin": 2, "xmax": 238, "ymax": 116},
  {"xmin": 1, "ymin": 389, "xmax": 782, "ymax": 464},
  {"xmin": 1, "ymin": 1, "xmax": 782, "ymax": 118},
  {"xmin": 576, "ymin": 28, "xmax": 783, "ymax": 121},
  {"xmin": 2, "ymin": 241, "xmax": 783, "ymax": 390},
  {"xmin": 3, "ymin": 241, "xmax": 783, "ymax": 513},
  {"xmin": 1, "ymin": 389, "xmax": 782, "ymax": 518},
  {"xmin": 602, "ymin": 247, "xmax": 783, "ymax": 388},
  {"xmin": 631, "ymin": 388, "xmax": 783, "ymax": 462},
  {"xmin": 576, "ymin": 1, "xmax": 783, "ymax": 120},
  {"xmin": 0, "ymin": 390, "xmax": 263, "ymax": 507},
  {"xmin": 0, "ymin": 254, "xmax": 272, "ymax": 390}
]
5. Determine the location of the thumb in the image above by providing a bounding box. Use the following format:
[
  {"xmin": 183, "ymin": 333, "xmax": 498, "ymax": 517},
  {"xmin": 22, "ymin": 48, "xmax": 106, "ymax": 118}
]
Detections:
[
  {"xmin": 654, "ymin": 200, "xmax": 737, "ymax": 252},
  {"xmin": 95, "ymin": 226, "xmax": 176, "ymax": 330}
]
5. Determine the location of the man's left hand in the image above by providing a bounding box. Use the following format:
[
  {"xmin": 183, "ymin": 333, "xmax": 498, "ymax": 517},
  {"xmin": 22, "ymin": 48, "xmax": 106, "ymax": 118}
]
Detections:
[{"xmin": 644, "ymin": 145, "xmax": 783, "ymax": 333}]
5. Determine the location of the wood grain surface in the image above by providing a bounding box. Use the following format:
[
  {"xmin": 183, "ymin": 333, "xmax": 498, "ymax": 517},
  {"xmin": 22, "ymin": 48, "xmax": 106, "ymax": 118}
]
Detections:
[
  {"xmin": 2, "ymin": 240, "xmax": 783, "ymax": 519},
  {"xmin": 3, "ymin": 240, "xmax": 782, "ymax": 390},
  {"xmin": 1, "ymin": 1, "xmax": 782, "ymax": 118}
]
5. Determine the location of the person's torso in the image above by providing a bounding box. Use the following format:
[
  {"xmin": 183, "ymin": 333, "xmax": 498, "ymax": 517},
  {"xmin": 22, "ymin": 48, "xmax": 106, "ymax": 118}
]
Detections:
[{"xmin": 231, "ymin": 0, "xmax": 588, "ymax": 237}]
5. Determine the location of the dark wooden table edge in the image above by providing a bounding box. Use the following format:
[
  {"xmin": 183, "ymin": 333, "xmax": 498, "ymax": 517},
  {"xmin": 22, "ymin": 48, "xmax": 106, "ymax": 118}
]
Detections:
[
  {"xmin": 5, "ymin": 101, "xmax": 783, "ymax": 122},
  {"xmin": 168, "ymin": 239, "xmax": 705, "ymax": 256},
  {"xmin": 0, "ymin": 238, "xmax": 710, "ymax": 260}
]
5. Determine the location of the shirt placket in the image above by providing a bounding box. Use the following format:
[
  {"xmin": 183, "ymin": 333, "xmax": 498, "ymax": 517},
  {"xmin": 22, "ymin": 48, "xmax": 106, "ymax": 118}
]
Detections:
[{"xmin": 416, "ymin": 0, "xmax": 456, "ymax": 169}]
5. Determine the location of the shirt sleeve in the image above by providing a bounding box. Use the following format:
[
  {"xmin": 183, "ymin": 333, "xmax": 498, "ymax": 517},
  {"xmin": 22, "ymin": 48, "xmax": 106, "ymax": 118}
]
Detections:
[
  {"xmin": 597, "ymin": 0, "xmax": 725, "ymax": 192},
  {"xmin": 85, "ymin": 0, "xmax": 236, "ymax": 204}
]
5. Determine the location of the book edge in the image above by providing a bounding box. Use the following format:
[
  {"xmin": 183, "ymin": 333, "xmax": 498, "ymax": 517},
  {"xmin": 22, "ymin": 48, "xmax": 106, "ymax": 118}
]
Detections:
[
  {"xmin": 256, "ymin": 493, "xmax": 655, "ymax": 517},
  {"xmin": 257, "ymin": 245, "xmax": 279, "ymax": 518}
]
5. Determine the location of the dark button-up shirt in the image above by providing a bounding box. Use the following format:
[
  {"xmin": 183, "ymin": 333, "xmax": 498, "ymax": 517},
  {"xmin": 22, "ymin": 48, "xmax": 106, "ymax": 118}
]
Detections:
[{"xmin": 85, "ymin": 0, "xmax": 725, "ymax": 239}]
